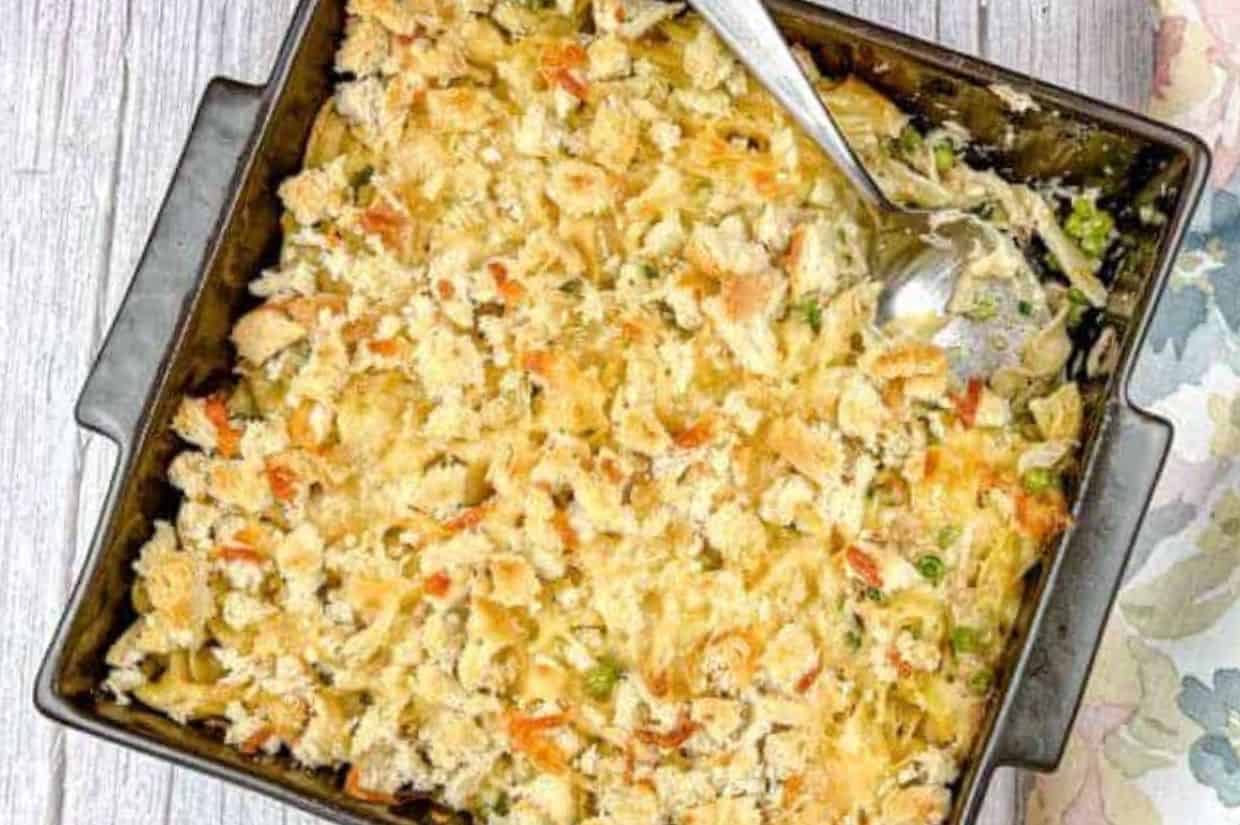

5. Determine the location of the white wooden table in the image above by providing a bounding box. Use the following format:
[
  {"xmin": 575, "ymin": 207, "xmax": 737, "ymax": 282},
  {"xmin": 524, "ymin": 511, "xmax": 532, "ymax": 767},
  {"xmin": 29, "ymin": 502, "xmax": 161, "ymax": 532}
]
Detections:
[{"xmin": 0, "ymin": 1, "xmax": 1155, "ymax": 823}]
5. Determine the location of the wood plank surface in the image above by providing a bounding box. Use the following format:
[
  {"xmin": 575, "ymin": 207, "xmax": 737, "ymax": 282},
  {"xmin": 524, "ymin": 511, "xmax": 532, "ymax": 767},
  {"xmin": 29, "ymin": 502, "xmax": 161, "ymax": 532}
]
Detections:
[
  {"xmin": 0, "ymin": 1, "xmax": 1153, "ymax": 823},
  {"xmin": 1, "ymin": 3, "xmax": 130, "ymax": 824},
  {"xmin": 56, "ymin": 1, "xmax": 303, "ymax": 821}
]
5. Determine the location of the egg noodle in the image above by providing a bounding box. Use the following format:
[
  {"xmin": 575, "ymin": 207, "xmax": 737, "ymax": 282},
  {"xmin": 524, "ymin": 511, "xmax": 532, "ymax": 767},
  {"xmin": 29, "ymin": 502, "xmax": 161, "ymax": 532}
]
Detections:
[{"xmin": 104, "ymin": 2, "xmax": 1106, "ymax": 823}]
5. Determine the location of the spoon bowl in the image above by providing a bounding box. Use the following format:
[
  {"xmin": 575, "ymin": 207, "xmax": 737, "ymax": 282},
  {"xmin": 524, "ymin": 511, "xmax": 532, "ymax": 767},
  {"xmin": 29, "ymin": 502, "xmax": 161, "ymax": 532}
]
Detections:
[
  {"xmin": 689, "ymin": 0, "xmax": 1041, "ymax": 377},
  {"xmin": 873, "ymin": 213, "xmax": 1040, "ymax": 378}
]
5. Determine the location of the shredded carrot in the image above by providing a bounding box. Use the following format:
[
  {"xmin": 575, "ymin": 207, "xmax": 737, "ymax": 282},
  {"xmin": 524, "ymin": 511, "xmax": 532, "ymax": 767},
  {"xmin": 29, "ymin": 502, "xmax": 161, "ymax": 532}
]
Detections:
[
  {"xmin": 750, "ymin": 167, "xmax": 790, "ymax": 199},
  {"xmin": 522, "ymin": 350, "xmax": 555, "ymax": 377},
  {"xmin": 239, "ymin": 726, "xmax": 275, "ymax": 755},
  {"xmin": 488, "ymin": 261, "xmax": 526, "ymax": 302},
  {"xmin": 1015, "ymin": 489, "xmax": 1069, "ymax": 540},
  {"xmin": 507, "ymin": 712, "xmax": 569, "ymax": 772},
  {"xmin": 636, "ymin": 718, "xmax": 700, "ymax": 749},
  {"xmin": 508, "ymin": 712, "xmax": 567, "ymax": 737},
  {"xmin": 436, "ymin": 279, "xmax": 456, "ymax": 300},
  {"xmin": 361, "ymin": 203, "xmax": 404, "ymax": 233},
  {"xmin": 551, "ymin": 68, "xmax": 590, "ymax": 100},
  {"xmin": 623, "ymin": 743, "xmax": 637, "ymax": 786},
  {"xmin": 924, "ymin": 447, "xmax": 941, "ymax": 479},
  {"xmin": 887, "ymin": 650, "xmax": 914, "ymax": 679},
  {"xmin": 540, "ymin": 42, "xmax": 586, "ymax": 72},
  {"xmin": 204, "ymin": 394, "xmax": 241, "ymax": 458},
  {"xmin": 517, "ymin": 736, "xmax": 567, "ymax": 773},
  {"xmin": 845, "ymin": 546, "xmax": 883, "ymax": 589},
  {"xmin": 360, "ymin": 203, "xmax": 406, "ymax": 249},
  {"xmin": 264, "ymin": 461, "xmax": 297, "ymax": 502},
  {"xmin": 953, "ymin": 378, "xmax": 984, "ymax": 428},
  {"xmin": 782, "ymin": 225, "xmax": 806, "ymax": 271},
  {"xmin": 424, "ymin": 571, "xmax": 452, "ymax": 597},
  {"xmin": 796, "ymin": 661, "xmax": 823, "ymax": 694},
  {"xmin": 499, "ymin": 281, "xmax": 525, "ymax": 302},
  {"xmin": 344, "ymin": 765, "xmax": 399, "ymax": 805},
  {"xmin": 600, "ymin": 458, "xmax": 625, "ymax": 484},
  {"xmin": 216, "ymin": 546, "xmax": 265, "ymax": 564},
  {"xmin": 673, "ymin": 418, "xmax": 713, "ymax": 450},
  {"xmin": 619, "ymin": 319, "xmax": 646, "ymax": 342},
  {"xmin": 499, "ymin": 281, "xmax": 526, "ymax": 302},
  {"xmin": 443, "ymin": 503, "xmax": 490, "ymax": 532},
  {"xmin": 367, "ymin": 338, "xmax": 401, "ymax": 356},
  {"xmin": 783, "ymin": 775, "xmax": 805, "ymax": 807},
  {"xmin": 644, "ymin": 667, "xmax": 670, "ymax": 698},
  {"xmin": 552, "ymin": 509, "xmax": 578, "ymax": 551},
  {"xmin": 540, "ymin": 44, "xmax": 589, "ymax": 100}
]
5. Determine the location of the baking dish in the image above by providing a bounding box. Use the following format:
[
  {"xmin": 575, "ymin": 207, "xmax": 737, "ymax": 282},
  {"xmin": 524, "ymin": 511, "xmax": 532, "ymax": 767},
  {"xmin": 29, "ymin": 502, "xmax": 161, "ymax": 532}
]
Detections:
[{"xmin": 35, "ymin": 1, "xmax": 1210, "ymax": 823}]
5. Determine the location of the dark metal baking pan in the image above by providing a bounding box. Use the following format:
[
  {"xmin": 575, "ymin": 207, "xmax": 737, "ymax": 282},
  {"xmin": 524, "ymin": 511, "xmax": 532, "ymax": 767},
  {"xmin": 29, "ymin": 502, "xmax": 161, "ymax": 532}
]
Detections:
[{"xmin": 35, "ymin": 1, "xmax": 1211, "ymax": 824}]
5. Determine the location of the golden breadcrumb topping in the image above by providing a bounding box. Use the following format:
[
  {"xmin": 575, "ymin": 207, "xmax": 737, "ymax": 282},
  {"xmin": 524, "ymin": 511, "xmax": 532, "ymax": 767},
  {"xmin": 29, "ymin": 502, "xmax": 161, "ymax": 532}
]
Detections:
[{"xmin": 106, "ymin": 2, "xmax": 1102, "ymax": 823}]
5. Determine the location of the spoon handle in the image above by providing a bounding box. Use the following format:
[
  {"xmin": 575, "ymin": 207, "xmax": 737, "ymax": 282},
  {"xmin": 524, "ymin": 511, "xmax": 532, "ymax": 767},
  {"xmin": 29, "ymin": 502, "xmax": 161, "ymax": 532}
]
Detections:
[{"xmin": 689, "ymin": 0, "xmax": 895, "ymax": 214}]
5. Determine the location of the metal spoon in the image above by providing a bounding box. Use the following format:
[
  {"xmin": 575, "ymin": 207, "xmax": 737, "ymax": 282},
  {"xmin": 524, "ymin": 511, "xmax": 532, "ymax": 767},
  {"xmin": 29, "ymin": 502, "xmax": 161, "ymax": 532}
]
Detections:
[{"xmin": 689, "ymin": 0, "xmax": 1040, "ymax": 378}]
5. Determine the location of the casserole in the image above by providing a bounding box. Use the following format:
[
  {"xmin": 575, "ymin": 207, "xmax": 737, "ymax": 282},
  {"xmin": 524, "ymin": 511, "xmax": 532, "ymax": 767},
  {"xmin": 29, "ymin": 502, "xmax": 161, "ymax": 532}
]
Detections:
[{"xmin": 36, "ymin": 2, "xmax": 1210, "ymax": 824}]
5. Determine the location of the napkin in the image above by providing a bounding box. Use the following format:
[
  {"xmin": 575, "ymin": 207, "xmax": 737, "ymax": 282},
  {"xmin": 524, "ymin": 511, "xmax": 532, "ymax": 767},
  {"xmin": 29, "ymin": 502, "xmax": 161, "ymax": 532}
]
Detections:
[{"xmin": 1026, "ymin": 2, "xmax": 1240, "ymax": 823}]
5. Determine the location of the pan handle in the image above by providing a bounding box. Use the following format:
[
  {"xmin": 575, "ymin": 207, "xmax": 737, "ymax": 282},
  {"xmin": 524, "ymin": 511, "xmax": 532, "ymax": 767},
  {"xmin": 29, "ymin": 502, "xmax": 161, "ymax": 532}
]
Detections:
[
  {"xmin": 76, "ymin": 77, "xmax": 265, "ymax": 447},
  {"xmin": 990, "ymin": 401, "xmax": 1172, "ymax": 771}
]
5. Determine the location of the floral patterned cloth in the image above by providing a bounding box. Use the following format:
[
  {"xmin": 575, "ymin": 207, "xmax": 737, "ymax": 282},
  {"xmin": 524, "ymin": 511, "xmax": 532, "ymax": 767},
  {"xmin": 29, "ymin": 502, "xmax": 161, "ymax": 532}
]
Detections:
[{"xmin": 1024, "ymin": 2, "xmax": 1240, "ymax": 823}]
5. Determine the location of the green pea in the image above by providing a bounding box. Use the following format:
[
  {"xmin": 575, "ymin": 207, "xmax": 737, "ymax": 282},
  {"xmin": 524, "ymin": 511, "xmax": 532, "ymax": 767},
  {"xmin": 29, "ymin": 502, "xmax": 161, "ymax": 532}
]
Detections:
[
  {"xmin": 933, "ymin": 142, "xmax": 956, "ymax": 174},
  {"xmin": 1084, "ymin": 229, "xmax": 1111, "ymax": 257},
  {"xmin": 583, "ymin": 657, "xmax": 623, "ymax": 700},
  {"xmin": 1022, "ymin": 467, "xmax": 1058, "ymax": 494},
  {"xmin": 845, "ymin": 630, "xmax": 863, "ymax": 651},
  {"xmin": 1065, "ymin": 197, "xmax": 1115, "ymax": 257},
  {"xmin": 968, "ymin": 669, "xmax": 995, "ymax": 696},
  {"xmin": 1067, "ymin": 287, "xmax": 1090, "ymax": 305},
  {"xmin": 796, "ymin": 298, "xmax": 823, "ymax": 334},
  {"xmin": 1017, "ymin": 300, "xmax": 1034, "ymax": 317},
  {"xmin": 951, "ymin": 625, "xmax": 984, "ymax": 655},
  {"xmin": 936, "ymin": 525, "xmax": 963, "ymax": 549},
  {"xmin": 916, "ymin": 554, "xmax": 946, "ymax": 585},
  {"xmin": 899, "ymin": 125, "xmax": 924, "ymax": 157}
]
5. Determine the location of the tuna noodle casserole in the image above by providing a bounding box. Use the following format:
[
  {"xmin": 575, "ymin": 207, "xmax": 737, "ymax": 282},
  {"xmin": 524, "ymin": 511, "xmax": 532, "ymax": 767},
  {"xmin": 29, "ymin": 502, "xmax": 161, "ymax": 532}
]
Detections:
[{"xmin": 104, "ymin": 1, "xmax": 1113, "ymax": 823}]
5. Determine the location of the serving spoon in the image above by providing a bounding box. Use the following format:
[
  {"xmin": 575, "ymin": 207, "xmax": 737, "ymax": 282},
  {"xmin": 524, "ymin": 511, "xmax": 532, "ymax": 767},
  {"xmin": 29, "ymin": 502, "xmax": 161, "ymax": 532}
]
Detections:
[{"xmin": 689, "ymin": 0, "xmax": 1041, "ymax": 378}]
